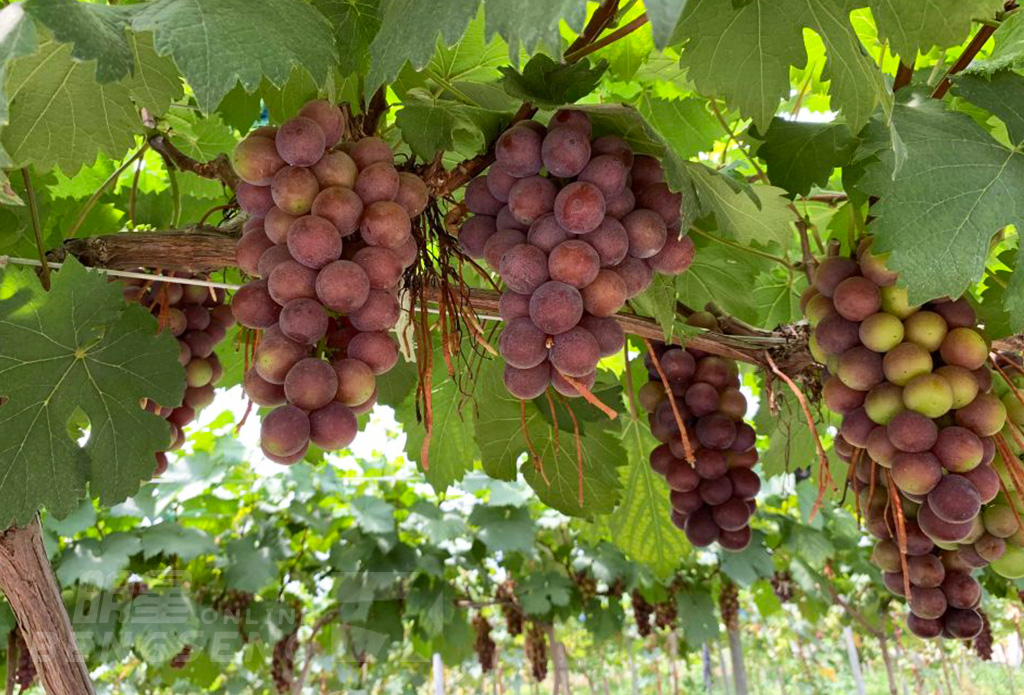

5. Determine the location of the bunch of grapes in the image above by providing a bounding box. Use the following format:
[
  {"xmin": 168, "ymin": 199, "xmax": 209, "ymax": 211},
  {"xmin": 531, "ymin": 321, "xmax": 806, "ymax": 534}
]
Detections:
[
  {"xmin": 121, "ymin": 276, "xmax": 232, "ymax": 476},
  {"xmin": 639, "ymin": 325, "xmax": 761, "ymax": 551},
  {"xmin": 524, "ymin": 621, "xmax": 548, "ymax": 682},
  {"xmin": 573, "ymin": 570, "xmax": 597, "ymax": 602},
  {"xmin": 630, "ymin": 589, "xmax": 654, "ymax": 637},
  {"xmin": 496, "ymin": 579, "xmax": 524, "ymax": 636},
  {"xmin": 719, "ymin": 581, "xmax": 739, "ymax": 631},
  {"xmin": 458, "ymin": 109, "xmax": 695, "ymax": 399},
  {"xmin": 804, "ymin": 237, "xmax": 1009, "ymax": 640},
  {"xmin": 472, "ymin": 612, "xmax": 497, "ymax": 672},
  {"xmin": 12, "ymin": 628, "xmax": 36, "ymax": 691},
  {"xmin": 212, "ymin": 589, "xmax": 254, "ymax": 620},
  {"xmin": 229, "ymin": 99, "xmax": 427, "ymax": 464},
  {"xmin": 653, "ymin": 598, "xmax": 678, "ymax": 631},
  {"xmin": 771, "ymin": 570, "xmax": 795, "ymax": 603},
  {"xmin": 169, "ymin": 645, "xmax": 193, "ymax": 669},
  {"xmin": 271, "ymin": 619, "xmax": 300, "ymax": 694}
]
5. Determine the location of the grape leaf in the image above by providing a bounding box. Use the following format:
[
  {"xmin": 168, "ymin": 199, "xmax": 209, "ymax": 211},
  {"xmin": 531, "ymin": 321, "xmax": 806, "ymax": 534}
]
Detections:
[
  {"xmin": 643, "ymin": 0, "xmax": 688, "ymax": 49},
  {"xmin": 859, "ymin": 86, "xmax": 1024, "ymax": 305},
  {"xmin": 366, "ymin": 0, "xmax": 480, "ymax": 98},
  {"xmin": 139, "ymin": 523, "xmax": 216, "ymax": 562},
  {"xmin": 309, "ymin": 0, "xmax": 381, "ymax": 74},
  {"xmin": 675, "ymin": 234, "xmax": 773, "ymax": 325},
  {"xmin": 636, "ymin": 94, "xmax": 719, "ymax": 160},
  {"xmin": 499, "ymin": 55, "xmax": 609, "ymax": 107},
  {"xmin": 718, "ymin": 532, "xmax": 774, "ymax": 586},
  {"xmin": 224, "ymin": 537, "xmax": 279, "ymax": 593},
  {"xmin": 0, "ymin": 4, "xmax": 38, "ymax": 169},
  {"xmin": 23, "ymin": 0, "xmax": 134, "ymax": 82},
  {"xmin": 752, "ymin": 269, "xmax": 804, "ymax": 329},
  {"xmin": 515, "ymin": 571, "xmax": 573, "ymax": 615},
  {"xmin": 969, "ymin": 10, "xmax": 1024, "ymax": 74},
  {"xmin": 132, "ymin": 0, "xmax": 337, "ymax": 113},
  {"xmin": 0, "ymin": 258, "xmax": 185, "ymax": 528},
  {"xmin": 869, "ymin": 0, "xmax": 1003, "ymax": 59},
  {"xmin": 484, "ymin": 0, "xmax": 586, "ymax": 63},
  {"xmin": 351, "ymin": 496, "xmax": 397, "ymax": 534},
  {"xmin": 395, "ymin": 89, "xmax": 508, "ymax": 161},
  {"xmin": 608, "ymin": 414, "xmax": 690, "ymax": 575},
  {"xmin": 400, "ymin": 345, "xmax": 479, "ymax": 492},
  {"xmin": 473, "ymin": 361, "xmax": 624, "ymax": 517},
  {"xmin": 630, "ymin": 273, "xmax": 679, "ymax": 342},
  {"xmin": 677, "ymin": 0, "xmax": 889, "ymax": 132},
  {"xmin": 57, "ymin": 533, "xmax": 141, "ymax": 589},
  {"xmin": 121, "ymin": 589, "xmax": 198, "ymax": 662},
  {"xmin": 467, "ymin": 504, "xmax": 536, "ymax": 554},
  {"xmin": 755, "ymin": 119, "xmax": 856, "ymax": 196},
  {"xmin": 675, "ymin": 588, "xmax": 718, "ymax": 644},
  {"xmin": 2, "ymin": 35, "xmax": 178, "ymax": 175}
]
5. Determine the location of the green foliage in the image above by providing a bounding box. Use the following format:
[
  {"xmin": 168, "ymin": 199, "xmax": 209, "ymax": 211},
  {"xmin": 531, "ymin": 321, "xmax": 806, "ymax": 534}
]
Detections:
[
  {"xmin": 0, "ymin": 259, "xmax": 184, "ymax": 527},
  {"xmin": 756, "ymin": 119, "xmax": 856, "ymax": 197},
  {"xmin": 498, "ymin": 54, "xmax": 608, "ymax": 106}
]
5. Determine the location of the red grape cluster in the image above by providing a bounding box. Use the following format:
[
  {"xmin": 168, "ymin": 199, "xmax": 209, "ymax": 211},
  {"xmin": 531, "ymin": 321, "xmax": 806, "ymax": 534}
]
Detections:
[
  {"xmin": 639, "ymin": 326, "xmax": 760, "ymax": 551},
  {"xmin": 121, "ymin": 276, "xmax": 232, "ymax": 476},
  {"xmin": 805, "ymin": 237, "xmax": 1007, "ymax": 640},
  {"xmin": 458, "ymin": 109, "xmax": 695, "ymax": 399},
  {"xmin": 229, "ymin": 99, "xmax": 427, "ymax": 464}
]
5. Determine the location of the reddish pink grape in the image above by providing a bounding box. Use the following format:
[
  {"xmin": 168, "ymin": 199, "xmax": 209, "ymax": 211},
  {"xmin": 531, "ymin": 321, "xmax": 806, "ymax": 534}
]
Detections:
[
  {"xmin": 549, "ymin": 326, "xmax": 600, "ymax": 377},
  {"xmin": 271, "ymin": 166, "xmax": 320, "ymax": 215},
  {"xmin": 244, "ymin": 368, "xmax": 286, "ymax": 407},
  {"xmin": 507, "ymin": 176, "xmax": 557, "ymax": 225},
  {"xmin": 499, "ymin": 292, "xmax": 531, "ymax": 321},
  {"xmin": 396, "ymin": 172, "xmax": 429, "ymax": 217},
  {"xmin": 231, "ymin": 279, "xmax": 280, "ymax": 328},
  {"xmin": 495, "ymin": 124, "xmax": 543, "ymax": 177},
  {"xmin": 636, "ymin": 182, "xmax": 682, "ymax": 227},
  {"xmin": 236, "ymin": 229, "xmax": 275, "ymax": 276},
  {"xmin": 280, "ymin": 297, "xmax": 328, "ymax": 345},
  {"xmin": 332, "ymin": 358, "xmax": 376, "ymax": 406},
  {"xmin": 496, "ymin": 205, "xmax": 527, "ymax": 231},
  {"xmin": 458, "ymin": 215, "xmax": 497, "ymax": 258},
  {"xmin": 309, "ymin": 402, "xmax": 358, "ymax": 450},
  {"xmin": 648, "ymin": 232, "xmax": 694, "ymax": 275},
  {"xmin": 360, "ymin": 201, "xmax": 412, "ymax": 248},
  {"xmin": 486, "ymin": 166, "xmax": 518, "ymax": 203},
  {"xmin": 530, "ymin": 281, "xmax": 584, "ymax": 335},
  {"xmin": 276, "ymin": 117, "xmax": 325, "ymax": 167},
  {"xmin": 264, "ymin": 206, "xmax": 299, "ymax": 244},
  {"xmin": 261, "ymin": 405, "xmax": 310, "ymax": 457},
  {"xmin": 499, "ymin": 318, "xmax": 549, "ymax": 369},
  {"xmin": 349, "ymin": 289, "xmax": 400, "ymax": 332},
  {"xmin": 554, "ymin": 182, "xmax": 605, "ymax": 234},
  {"xmin": 504, "ymin": 362, "xmax": 551, "ymax": 399},
  {"xmin": 551, "ymin": 369, "xmax": 596, "ymax": 398},
  {"xmin": 612, "ymin": 256, "xmax": 653, "ymax": 298},
  {"xmin": 316, "ymin": 260, "xmax": 370, "ymax": 313},
  {"xmin": 233, "ymin": 134, "xmax": 285, "ymax": 185},
  {"xmin": 354, "ymin": 161, "xmax": 400, "ymax": 204},
  {"xmin": 237, "ymin": 182, "xmax": 274, "ymax": 217},
  {"xmin": 550, "ymin": 109, "xmax": 591, "ymax": 138},
  {"xmin": 542, "ymin": 126, "xmax": 591, "ymax": 177},
  {"xmin": 631, "ymin": 155, "xmax": 664, "ymax": 191},
  {"xmin": 526, "ymin": 214, "xmax": 569, "ymax": 253},
  {"xmin": 465, "ymin": 177, "xmax": 504, "ymax": 215},
  {"xmin": 268, "ymin": 260, "xmax": 318, "ymax": 305},
  {"xmin": 622, "ymin": 209, "xmax": 667, "ymax": 259},
  {"xmin": 257, "ymin": 244, "xmax": 294, "ymax": 278},
  {"xmin": 548, "ymin": 240, "xmax": 600, "ymax": 289},
  {"xmin": 254, "ymin": 326, "xmax": 307, "ymax": 384},
  {"xmin": 350, "ymin": 137, "xmax": 395, "ymax": 169},
  {"xmin": 578, "ymin": 154, "xmax": 628, "ymax": 196},
  {"xmin": 353, "ymin": 246, "xmax": 403, "ymax": 289},
  {"xmin": 298, "ymin": 99, "xmax": 344, "ymax": 146},
  {"xmin": 312, "ymin": 186, "xmax": 363, "ymax": 236},
  {"xmin": 287, "ymin": 215, "xmax": 342, "ymax": 269},
  {"xmin": 579, "ymin": 314, "xmax": 625, "ymax": 357},
  {"xmin": 284, "ymin": 357, "xmax": 338, "ymax": 410},
  {"xmin": 592, "ymin": 135, "xmax": 634, "ymax": 168},
  {"xmin": 583, "ymin": 217, "xmax": 629, "ymax": 267},
  {"xmin": 499, "ymin": 243, "xmax": 550, "ymax": 294},
  {"xmin": 347, "ymin": 332, "xmax": 399, "ymax": 375},
  {"xmin": 483, "ymin": 230, "xmax": 526, "ymax": 269},
  {"xmin": 581, "ymin": 269, "xmax": 627, "ymax": 317},
  {"xmin": 605, "ymin": 187, "xmax": 635, "ymax": 219}
]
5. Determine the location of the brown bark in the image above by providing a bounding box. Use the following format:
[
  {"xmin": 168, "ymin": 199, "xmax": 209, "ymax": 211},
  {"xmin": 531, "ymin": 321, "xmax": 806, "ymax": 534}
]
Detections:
[
  {"xmin": 877, "ymin": 635, "xmax": 899, "ymax": 695},
  {"xmin": 0, "ymin": 519, "xmax": 95, "ymax": 695}
]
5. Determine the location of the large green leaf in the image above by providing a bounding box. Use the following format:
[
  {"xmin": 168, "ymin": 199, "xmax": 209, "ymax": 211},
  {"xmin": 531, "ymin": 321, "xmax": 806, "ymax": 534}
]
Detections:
[
  {"xmin": 860, "ymin": 82, "xmax": 1024, "ymax": 308},
  {"xmin": 23, "ymin": 0, "xmax": 134, "ymax": 82},
  {"xmin": 0, "ymin": 259, "xmax": 185, "ymax": 527},
  {"xmin": 2, "ymin": 34, "xmax": 179, "ymax": 175},
  {"xmin": 643, "ymin": 0, "xmax": 688, "ymax": 49},
  {"xmin": 395, "ymin": 89, "xmax": 508, "ymax": 161},
  {"xmin": 473, "ymin": 361, "xmax": 625, "ymax": 517},
  {"xmin": 869, "ymin": 0, "xmax": 1003, "ymax": 59},
  {"xmin": 0, "ymin": 3, "xmax": 38, "ymax": 173},
  {"xmin": 468, "ymin": 504, "xmax": 536, "ymax": 554},
  {"xmin": 674, "ymin": 234, "xmax": 774, "ymax": 325},
  {"xmin": 366, "ymin": 0, "xmax": 480, "ymax": 97},
  {"xmin": 224, "ymin": 537, "xmax": 279, "ymax": 593},
  {"xmin": 636, "ymin": 94, "xmax": 719, "ymax": 160},
  {"xmin": 132, "ymin": 0, "xmax": 337, "ymax": 112},
  {"xmin": 498, "ymin": 55, "xmax": 608, "ymax": 107},
  {"xmin": 969, "ymin": 10, "xmax": 1024, "ymax": 74},
  {"xmin": 484, "ymin": 0, "xmax": 586, "ymax": 62},
  {"xmin": 607, "ymin": 414, "xmax": 690, "ymax": 575},
  {"xmin": 677, "ymin": 0, "xmax": 889, "ymax": 132},
  {"xmin": 309, "ymin": 0, "xmax": 381, "ymax": 74},
  {"xmin": 755, "ymin": 119, "xmax": 856, "ymax": 197}
]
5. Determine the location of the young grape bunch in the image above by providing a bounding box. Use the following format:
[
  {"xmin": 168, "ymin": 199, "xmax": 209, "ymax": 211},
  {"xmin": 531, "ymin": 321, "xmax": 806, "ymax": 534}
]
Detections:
[
  {"xmin": 639, "ymin": 315, "xmax": 761, "ymax": 551},
  {"xmin": 120, "ymin": 275, "xmax": 233, "ymax": 478},
  {"xmin": 230, "ymin": 99, "xmax": 426, "ymax": 465},
  {"xmin": 457, "ymin": 109, "xmax": 696, "ymax": 400},
  {"xmin": 806, "ymin": 237, "xmax": 1008, "ymax": 639}
]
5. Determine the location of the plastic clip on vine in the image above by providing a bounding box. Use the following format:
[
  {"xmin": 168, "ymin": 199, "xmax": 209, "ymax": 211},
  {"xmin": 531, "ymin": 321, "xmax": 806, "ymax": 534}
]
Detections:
[
  {"xmin": 458, "ymin": 109, "xmax": 695, "ymax": 400},
  {"xmin": 804, "ymin": 237, "xmax": 1013, "ymax": 640},
  {"xmin": 229, "ymin": 99, "xmax": 428, "ymax": 464}
]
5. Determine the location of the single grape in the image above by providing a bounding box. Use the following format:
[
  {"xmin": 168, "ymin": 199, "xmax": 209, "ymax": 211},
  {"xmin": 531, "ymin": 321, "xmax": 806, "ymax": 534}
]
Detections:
[
  {"xmin": 812, "ymin": 257, "xmax": 859, "ymax": 298},
  {"xmin": 287, "ymin": 215, "xmax": 343, "ymax": 269},
  {"xmin": 611, "ymin": 256, "xmax": 652, "ymax": 298},
  {"xmin": 233, "ymin": 134, "xmax": 285, "ymax": 185},
  {"xmin": 504, "ymin": 362, "xmax": 551, "ymax": 400},
  {"xmin": 465, "ymin": 177, "xmax": 505, "ymax": 215},
  {"xmin": 541, "ymin": 126, "xmax": 591, "ymax": 177},
  {"xmin": 582, "ymin": 217, "xmax": 629, "ymax": 267},
  {"xmin": 279, "ymin": 298, "xmax": 328, "ymax": 345},
  {"xmin": 315, "ymin": 260, "xmax": 370, "ymax": 313},
  {"xmin": 349, "ymin": 137, "xmax": 395, "ymax": 169},
  {"xmin": 483, "ymin": 230, "xmax": 527, "ymax": 270},
  {"xmin": 458, "ymin": 215, "xmax": 497, "ymax": 258},
  {"xmin": 348, "ymin": 289, "xmax": 401, "ymax": 332},
  {"xmin": 548, "ymin": 240, "xmax": 600, "ymax": 289},
  {"xmin": 647, "ymin": 232, "xmax": 694, "ymax": 275},
  {"xmin": 309, "ymin": 402, "xmax": 358, "ymax": 450},
  {"xmin": 578, "ymin": 154, "xmax": 628, "ymax": 197},
  {"xmin": 346, "ymin": 332, "xmax": 399, "ymax": 375},
  {"xmin": 579, "ymin": 314, "xmax": 625, "ymax": 357},
  {"xmin": 507, "ymin": 176, "xmax": 558, "ymax": 225},
  {"xmin": 244, "ymin": 368, "xmax": 286, "ymax": 407},
  {"xmin": 549, "ymin": 326, "xmax": 600, "ymax": 377},
  {"xmin": 298, "ymin": 99, "xmax": 344, "ymax": 146},
  {"xmin": 360, "ymin": 201, "xmax": 412, "ymax": 249},
  {"xmin": 636, "ymin": 182, "xmax": 682, "ymax": 227},
  {"xmin": 352, "ymin": 246, "xmax": 403, "ymax": 290},
  {"xmin": 354, "ymin": 162, "xmax": 400, "ymax": 204},
  {"xmin": 554, "ymin": 182, "xmax": 606, "ymax": 234},
  {"xmin": 591, "ymin": 134, "xmax": 634, "ymax": 168},
  {"xmin": 264, "ymin": 207, "xmax": 298, "ymax": 244},
  {"xmin": 332, "ymin": 358, "xmax": 376, "ymax": 406},
  {"xmin": 260, "ymin": 405, "xmax": 310, "ymax": 457},
  {"xmin": 499, "ymin": 291, "xmax": 531, "ymax": 322},
  {"xmin": 311, "ymin": 186, "xmax": 363, "ymax": 237},
  {"xmin": 268, "ymin": 260, "xmax": 318, "ymax": 306},
  {"xmin": 500, "ymin": 243, "xmax": 551, "ymax": 294},
  {"xmin": 630, "ymin": 155, "xmax": 664, "ymax": 191},
  {"xmin": 622, "ymin": 209, "xmax": 667, "ymax": 259},
  {"xmin": 486, "ymin": 166, "xmax": 518, "ymax": 203},
  {"xmin": 581, "ymin": 270, "xmax": 627, "ymax": 317},
  {"xmin": 499, "ymin": 318, "xmax": 549, "ymax": 369},
  {"xmin": 833, "ymin": 276, "xmax": 881, "ymax": 322},
  {"xmin": 231, "ymin": 280, "xmax": 281, "ymax": 328},
  {"xmin": 550, "ymin": 109, "xmax": 592, "ymax": 137},
  {"xmin": 236, "ymin": 182, "xmax": 274, "ymax": 218},
  {"xmin": 395, "ymin": 172, "xmax": 429, "ymax": 217},
  {"xmin": 526, "ymin": 214, "xmax": 569, "ymax": 254},
  {"xmin": 495, "ymin": 124, "xmax": 543, "ymax": 177},
  {"xmin": 275, "ymin": 117, "xmax": 326, "ymax": 167},
  {"xmin": 257, "ymin": 244, "xmax": 295, "ymax": 278},
  {"xmin": 284, "ymin": 357, "xmax": 338, "ymax": 410},
  {"xmin": 270, "ymin": 166, "xmax": 320, "ymax": 215},
  {"xmin": 236, "ymin": 229, "xmax": 275, "ymax": 277}
]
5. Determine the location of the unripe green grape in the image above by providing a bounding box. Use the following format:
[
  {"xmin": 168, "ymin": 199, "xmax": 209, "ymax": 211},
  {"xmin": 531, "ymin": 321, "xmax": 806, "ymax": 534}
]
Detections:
[
  {"xmin": 955, "ymin": 392, "xmax": 1007, "ymax": 437},
  {"xmin": 902, "ymin": 311, "xmax": 948, "ymax": 352},
  {"xmin": 902, "ymin": 373, "xmax": 954, "ymax": 418},
  {"xmin": 936, "ymin": 365, "xmax": 980, "ymax": 409},
  {"xmin": 991, "ymin": 545, "xmax": 1024, "ymax": 578},
  {"xmin": 1003, "ymin": 391, "xmax": 1024, "ymax": 427},
  {"xmin": 939, "ymin": 327, "xmax": 989, "ymax": 370},
  {"xmin": 879, "ymin": 285, "xmax": 920, "ymax": 319},
  {"xmin": 859, "ymin": 312, "xmax": 904, "ymax": 352},
  {"xmin": 882, "ymin": 342, "xmax": 933, "ymax": 386},
  {"xmin": 805, "ymin": 293, "xmax": 836, "ymax": 327}
]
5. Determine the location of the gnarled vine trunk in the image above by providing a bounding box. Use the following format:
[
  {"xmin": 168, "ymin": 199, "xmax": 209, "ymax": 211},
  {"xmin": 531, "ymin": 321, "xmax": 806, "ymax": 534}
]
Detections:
[{"xmin": 0, "ymin": 518, "xmax": 94, "ymax": 695}]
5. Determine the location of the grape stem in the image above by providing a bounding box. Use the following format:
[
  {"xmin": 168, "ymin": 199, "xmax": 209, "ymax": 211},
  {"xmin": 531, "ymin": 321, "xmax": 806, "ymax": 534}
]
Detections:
[{"xmin": 147, "ymin": 132, "xmax": 238, "ymax": 190}]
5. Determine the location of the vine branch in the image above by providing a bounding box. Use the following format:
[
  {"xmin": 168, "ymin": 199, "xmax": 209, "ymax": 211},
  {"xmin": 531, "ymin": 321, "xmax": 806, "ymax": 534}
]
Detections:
[{"xmin": 147, "ymin": 133, "xmax": 238, "ymax": 190}]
